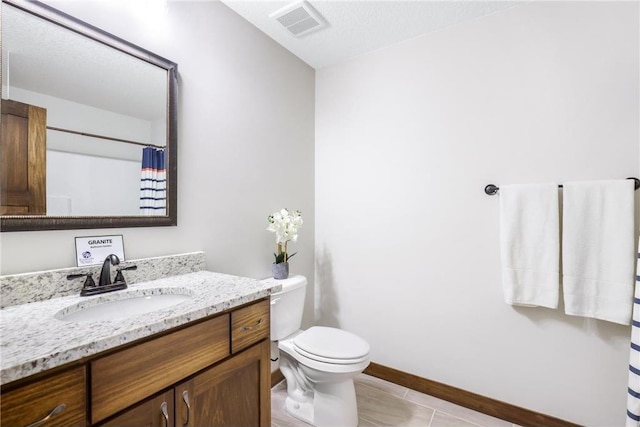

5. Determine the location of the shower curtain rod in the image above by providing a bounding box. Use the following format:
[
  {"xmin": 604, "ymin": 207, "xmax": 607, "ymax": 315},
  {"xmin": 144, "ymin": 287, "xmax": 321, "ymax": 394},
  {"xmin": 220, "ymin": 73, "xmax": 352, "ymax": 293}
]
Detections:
[
  {"xmin": 47, "ymin": 126, "xmax": 165, "ymax": 149},
  {"xmin": 484, "ymin": 177, "xmax": 640, "ymax": 196}
]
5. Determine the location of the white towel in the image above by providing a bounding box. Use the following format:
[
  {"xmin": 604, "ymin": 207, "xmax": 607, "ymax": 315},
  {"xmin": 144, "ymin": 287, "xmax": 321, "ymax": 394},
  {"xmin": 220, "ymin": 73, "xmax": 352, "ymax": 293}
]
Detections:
[
  {"xmin": 562, "ymin": 180, "xmax": 635, "ymax": 325},
  {"xmin": 499, "ymin": 183, "xmax": 560, "ymax": 308}
]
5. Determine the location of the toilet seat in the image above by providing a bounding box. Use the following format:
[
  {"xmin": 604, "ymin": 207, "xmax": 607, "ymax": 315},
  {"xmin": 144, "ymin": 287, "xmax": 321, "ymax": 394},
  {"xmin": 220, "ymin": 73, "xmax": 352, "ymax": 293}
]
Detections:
[{"xmin": 293, "ymin": 326, "xmax": 370, "ymax": 365}]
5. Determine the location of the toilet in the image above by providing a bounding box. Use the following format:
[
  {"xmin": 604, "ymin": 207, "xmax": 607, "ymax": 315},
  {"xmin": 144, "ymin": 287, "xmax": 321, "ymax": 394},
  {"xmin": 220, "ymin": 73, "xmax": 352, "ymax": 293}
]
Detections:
[{"xmin": 269, "ymin": 275, "xmax": 370, "ymax": 427}]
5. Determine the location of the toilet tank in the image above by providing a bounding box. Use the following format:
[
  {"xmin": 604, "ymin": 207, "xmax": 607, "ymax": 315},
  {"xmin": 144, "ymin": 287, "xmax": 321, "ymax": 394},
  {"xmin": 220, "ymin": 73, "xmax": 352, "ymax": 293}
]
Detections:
[{"xmin": 269, "ymin": 275, "xmax": 307, "ymax": 340}]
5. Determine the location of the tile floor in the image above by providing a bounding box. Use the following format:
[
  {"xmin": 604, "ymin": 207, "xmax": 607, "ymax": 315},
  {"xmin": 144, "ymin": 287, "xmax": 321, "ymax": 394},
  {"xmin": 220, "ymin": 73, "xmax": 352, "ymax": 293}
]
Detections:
[{"xmin": 272, "ymin": 374, "xmax": 521, "ymax": 427}]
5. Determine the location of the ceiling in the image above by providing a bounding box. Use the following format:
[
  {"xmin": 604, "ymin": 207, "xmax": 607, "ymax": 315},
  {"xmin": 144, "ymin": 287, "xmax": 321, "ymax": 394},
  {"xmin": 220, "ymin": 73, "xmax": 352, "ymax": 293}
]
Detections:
[
  {"xmin": 220, "ymin": 0, "xmax": 522, "ymax": 69},
  {"xmin": 3, "ymin": 3, "xmax": 167, "ymax": 122},
  {"xmin": 2, "ymin": 1, "xmax": 521, "ymax": 117}
]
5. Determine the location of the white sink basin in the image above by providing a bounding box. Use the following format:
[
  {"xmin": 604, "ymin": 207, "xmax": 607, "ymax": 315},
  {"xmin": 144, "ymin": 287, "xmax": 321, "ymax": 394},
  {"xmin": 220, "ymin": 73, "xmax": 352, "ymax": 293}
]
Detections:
[{"xmin": 56, "ymin": 289, "xmax": 193, "ymax": 322}]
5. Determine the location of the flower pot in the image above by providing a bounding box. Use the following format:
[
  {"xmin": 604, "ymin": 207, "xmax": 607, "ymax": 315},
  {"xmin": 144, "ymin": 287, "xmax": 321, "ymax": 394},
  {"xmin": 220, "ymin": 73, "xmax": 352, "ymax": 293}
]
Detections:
[{"xmin": 272, "ymin": 262, "xmax": 289, "ymax": 280}]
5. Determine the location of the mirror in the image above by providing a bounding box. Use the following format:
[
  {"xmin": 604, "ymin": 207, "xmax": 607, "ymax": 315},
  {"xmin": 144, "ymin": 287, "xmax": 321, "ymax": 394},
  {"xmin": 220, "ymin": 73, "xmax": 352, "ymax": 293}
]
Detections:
[{"xmin": 1, "ymin": 0, "xmax": 177, "ymax": 231}]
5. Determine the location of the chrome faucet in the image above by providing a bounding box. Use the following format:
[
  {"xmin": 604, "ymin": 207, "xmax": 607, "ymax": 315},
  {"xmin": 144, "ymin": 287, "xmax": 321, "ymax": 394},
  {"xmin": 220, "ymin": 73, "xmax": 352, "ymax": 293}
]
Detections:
[{"xmin": 99, "ymin": 254, "xmax": 120, "ymax": 286}]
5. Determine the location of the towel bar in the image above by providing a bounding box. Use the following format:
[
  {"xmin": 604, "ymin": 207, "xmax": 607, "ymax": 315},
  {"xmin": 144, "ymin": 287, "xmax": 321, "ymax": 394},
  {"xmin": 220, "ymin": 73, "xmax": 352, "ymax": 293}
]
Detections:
[{"xmin": 484, "ymin": 177, "xmax": 640, "ymax": 196}]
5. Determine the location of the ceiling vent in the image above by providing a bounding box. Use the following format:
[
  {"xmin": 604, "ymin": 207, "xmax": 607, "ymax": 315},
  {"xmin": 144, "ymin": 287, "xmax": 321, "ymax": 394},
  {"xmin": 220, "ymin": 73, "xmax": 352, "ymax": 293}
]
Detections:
[{"xmin": 270, "ymin": 1, "xmax": 327, "ymax": 38}]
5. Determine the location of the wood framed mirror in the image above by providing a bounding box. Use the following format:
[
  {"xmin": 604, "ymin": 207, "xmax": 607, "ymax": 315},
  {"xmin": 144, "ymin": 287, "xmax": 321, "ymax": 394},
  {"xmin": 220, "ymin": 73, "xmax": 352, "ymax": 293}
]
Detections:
[{"xmin": 1, "ymin": 0, "xmax": 177, "ymax": 231}]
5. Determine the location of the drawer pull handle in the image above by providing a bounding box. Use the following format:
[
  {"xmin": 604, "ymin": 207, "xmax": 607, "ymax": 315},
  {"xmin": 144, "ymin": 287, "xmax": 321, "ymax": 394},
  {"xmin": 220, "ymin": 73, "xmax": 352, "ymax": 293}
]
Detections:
[
  {"xmin": 160, "ymin": 401, "xmax": 169, "ymax": 427},
  {"xmin": 182, "ymin": 390, "xmax": 191, "ymax": 427},
  {"xmin": 25, "ymin": 403, "xmax": 66, "ymax": 427},
  {"xmin": 241, "ymin": 318, "xmax": 263, "ymax": 331}
]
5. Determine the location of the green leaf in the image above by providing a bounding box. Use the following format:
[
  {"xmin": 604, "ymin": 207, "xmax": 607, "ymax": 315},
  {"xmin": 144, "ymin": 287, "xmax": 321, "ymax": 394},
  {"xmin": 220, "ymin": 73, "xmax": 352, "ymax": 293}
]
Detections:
[{"xmin": 274, "ymin": 252, "xmax": 286, "ymax": 264}]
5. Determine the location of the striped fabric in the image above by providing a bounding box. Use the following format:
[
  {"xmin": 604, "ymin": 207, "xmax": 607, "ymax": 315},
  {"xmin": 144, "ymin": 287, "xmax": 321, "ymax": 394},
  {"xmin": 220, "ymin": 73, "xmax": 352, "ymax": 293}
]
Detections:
[
  {"xmin": 628, "ymin": 247, "xmax": 640, "ymax": 426},
  {"xmin": 140, "ymin": 147, "xmax": 166, "ymax": 215}
]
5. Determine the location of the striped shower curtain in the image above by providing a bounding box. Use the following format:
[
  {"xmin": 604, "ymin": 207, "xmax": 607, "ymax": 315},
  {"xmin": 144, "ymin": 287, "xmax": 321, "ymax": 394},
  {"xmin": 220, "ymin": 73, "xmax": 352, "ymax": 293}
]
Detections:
[
  {"xmin": 140, "ymin": 147, "xmax": 166, "ymax": 215},
  {"xmin": 628, "ymin": 242, "xmax": 640, "ymax": 426}
]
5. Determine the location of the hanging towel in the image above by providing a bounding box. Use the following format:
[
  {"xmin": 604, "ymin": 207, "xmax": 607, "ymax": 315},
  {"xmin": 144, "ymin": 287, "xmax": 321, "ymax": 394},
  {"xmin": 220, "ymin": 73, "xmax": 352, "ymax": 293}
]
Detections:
[
  {"xmin": 499, "ymin": 183, "xmax": 560, "ymax": 308},
  {"xmin": 562, "ymin": 180, "xmax": 635, "ymax": 325},
  {"xmin": 627, "ymin": 243, "xmax": 640, "ymax": 426}
]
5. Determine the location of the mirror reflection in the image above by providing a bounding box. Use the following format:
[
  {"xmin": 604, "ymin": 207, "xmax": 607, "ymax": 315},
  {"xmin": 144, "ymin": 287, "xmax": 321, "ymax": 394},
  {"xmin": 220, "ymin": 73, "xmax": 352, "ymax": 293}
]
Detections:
[{"xmin": 1, "ymin": 1, "xmax": 172, "ymax": 221}]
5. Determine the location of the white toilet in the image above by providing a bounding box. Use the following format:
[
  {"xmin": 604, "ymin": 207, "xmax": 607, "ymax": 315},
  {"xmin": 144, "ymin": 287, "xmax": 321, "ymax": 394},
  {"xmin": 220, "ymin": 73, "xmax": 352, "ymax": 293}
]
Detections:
[{"xmin": 269, "ymin": 275, "xmax": 370, "ymax": 427}]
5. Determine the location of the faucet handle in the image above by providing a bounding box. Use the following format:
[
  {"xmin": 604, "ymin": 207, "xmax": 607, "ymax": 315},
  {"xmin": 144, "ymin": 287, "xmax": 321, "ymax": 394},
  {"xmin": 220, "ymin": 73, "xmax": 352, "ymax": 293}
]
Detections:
[
  {"xmin": 67, "ymin": 273, "xmax": 96, "ymax": 289},
  {"xmin": 114, "ymin": 265, "xmax": 137, "ymax": 284}
]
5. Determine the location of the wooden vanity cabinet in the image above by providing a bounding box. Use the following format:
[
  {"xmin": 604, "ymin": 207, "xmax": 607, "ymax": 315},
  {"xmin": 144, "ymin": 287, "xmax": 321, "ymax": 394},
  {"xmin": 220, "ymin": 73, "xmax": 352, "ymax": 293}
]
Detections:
[
  {"xmin": 95, "ymin": 299, "xmax": 271, "ymax": 427},
  {"xmin": 0, "ymin": 366, "xmax": 87, "ymax": 427},
  {"xmin": 0, "ymin": 299, "xmax": 271, "ymax": 427}
]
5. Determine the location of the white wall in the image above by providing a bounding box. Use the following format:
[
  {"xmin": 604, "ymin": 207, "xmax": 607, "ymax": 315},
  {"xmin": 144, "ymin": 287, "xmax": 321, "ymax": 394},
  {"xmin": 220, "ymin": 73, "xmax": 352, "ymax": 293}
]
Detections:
[
  {"xmin": 316, "ymin": 2, "xmax": 638, "ymax": 425},
  {"xmin": 10, "ymin": 87, "xmax": 149, "ymax": 216},
  {"xmin": 0, "ymin": 1, "xmax": 316, "ymax": 324},
  {"xmin": 47, "ymin": 151, "xmax": 141, "ymax": 216},
  {"xmin": 8, "ymin": 87, "xmax": 154, "ymax": 150}
]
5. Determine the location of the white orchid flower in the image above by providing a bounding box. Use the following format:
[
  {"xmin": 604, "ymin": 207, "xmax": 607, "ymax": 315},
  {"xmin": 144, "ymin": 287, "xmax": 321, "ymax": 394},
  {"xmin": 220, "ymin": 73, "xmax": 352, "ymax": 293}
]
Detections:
[{"xmin": 267, "ymin": 208, "xmax": 303, "ymax": 263}]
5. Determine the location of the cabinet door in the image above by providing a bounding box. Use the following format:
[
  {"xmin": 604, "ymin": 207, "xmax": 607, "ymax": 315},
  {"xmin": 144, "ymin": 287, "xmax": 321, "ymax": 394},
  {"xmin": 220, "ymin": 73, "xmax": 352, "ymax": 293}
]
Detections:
[
  {"xmin": 101, "ymin": 389, "xmax": 174, "ymax": 427},
  {"xmin": 0, "ymin": 366, "xmax": 86, "ymax": 427},
  {"xmin": 176, "ymin": 340, "xmax": 271, "ymax": 427},
  {"xmin": 1, "ymin": 99, "xmax": 47, "ymax": 215}
]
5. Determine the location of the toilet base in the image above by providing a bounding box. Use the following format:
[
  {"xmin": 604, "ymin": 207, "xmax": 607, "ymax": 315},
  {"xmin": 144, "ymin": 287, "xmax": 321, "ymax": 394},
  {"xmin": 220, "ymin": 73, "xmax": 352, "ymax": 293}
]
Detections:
[
  {"xmin": 284, "ymin": 378, "xmax": 359, "ymax": 427},
  {"xmin": 284, "ymin": 395, "xmax": 314, "ymax": 425}
]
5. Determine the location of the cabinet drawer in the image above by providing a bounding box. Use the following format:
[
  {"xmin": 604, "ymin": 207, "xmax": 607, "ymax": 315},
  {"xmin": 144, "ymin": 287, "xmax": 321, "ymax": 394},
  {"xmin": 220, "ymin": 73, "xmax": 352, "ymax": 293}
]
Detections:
[
  {"xmin": 91, "ymin": 314, "xmax": 230, "ymax": 424},
  {"xmin": 1, "ymin": 366, "xmax": 86, "ymax": 427},
  {"xmin": 231, "ymin": 299, "xmax": 270, "ymax": 353}
]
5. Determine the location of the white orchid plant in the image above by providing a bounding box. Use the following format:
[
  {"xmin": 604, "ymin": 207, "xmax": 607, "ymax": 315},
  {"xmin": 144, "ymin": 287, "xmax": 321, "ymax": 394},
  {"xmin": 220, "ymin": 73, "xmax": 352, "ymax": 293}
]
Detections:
[{"xmin": 267, "ymin": 208, "xmax": 303, "ymax": 264}]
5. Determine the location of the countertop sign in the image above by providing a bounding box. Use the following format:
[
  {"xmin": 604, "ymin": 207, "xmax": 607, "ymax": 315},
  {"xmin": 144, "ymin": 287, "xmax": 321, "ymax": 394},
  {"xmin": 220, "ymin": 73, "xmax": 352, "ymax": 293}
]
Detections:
[{"xmin": 75, "ymin": 235, "xmax": 125, "ymax": 266}]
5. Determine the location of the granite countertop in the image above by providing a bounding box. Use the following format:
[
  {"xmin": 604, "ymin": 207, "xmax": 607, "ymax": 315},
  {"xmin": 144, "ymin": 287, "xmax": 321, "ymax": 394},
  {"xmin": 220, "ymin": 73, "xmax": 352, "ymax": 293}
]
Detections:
[{"xmin": 0, "ymin": 271, "xmax": 282, "ymax": 385}]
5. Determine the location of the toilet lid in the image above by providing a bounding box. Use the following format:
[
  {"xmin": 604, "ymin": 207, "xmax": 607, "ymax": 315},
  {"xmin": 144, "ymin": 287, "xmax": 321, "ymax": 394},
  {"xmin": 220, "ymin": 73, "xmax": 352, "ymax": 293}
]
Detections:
[{"xmin": 293, "ymin": 326, "xmax": 370, "ymax": 362}]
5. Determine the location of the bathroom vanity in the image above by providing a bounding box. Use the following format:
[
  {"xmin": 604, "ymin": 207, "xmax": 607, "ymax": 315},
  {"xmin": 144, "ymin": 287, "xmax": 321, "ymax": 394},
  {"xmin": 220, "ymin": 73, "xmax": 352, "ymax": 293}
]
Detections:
[{"xmin": 0, "ymin": 268, "xmax": 279, "ymax": 426}]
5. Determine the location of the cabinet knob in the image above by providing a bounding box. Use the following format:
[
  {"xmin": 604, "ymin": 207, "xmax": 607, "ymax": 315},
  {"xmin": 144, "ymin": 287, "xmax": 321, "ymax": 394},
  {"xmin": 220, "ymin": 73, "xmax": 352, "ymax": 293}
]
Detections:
[
  {"xmin": 25, "ymin": 403, "xmax": 66, "ymax": 427},
  {"xmin": 241, "ymin": 318, "xmax": 264, "ymax": 331},
  {"xmin": 160, "ymin": 401, "xmax": 169, "ymax": 427},
  {"xmin": 181, "ymin": 390, "xmax": 191, "ymax": 427}
]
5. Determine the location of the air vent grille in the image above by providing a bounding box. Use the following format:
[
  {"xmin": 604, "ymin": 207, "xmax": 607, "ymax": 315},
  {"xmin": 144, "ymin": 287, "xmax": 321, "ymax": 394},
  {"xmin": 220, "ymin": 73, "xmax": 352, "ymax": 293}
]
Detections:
[
  {"xmin": 276, "ymin": 7, "xmax": 310, "ymax": 27},
  {"xmin": 271, "ymin": 1, "xmax": 327, "ymax": 38}
]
